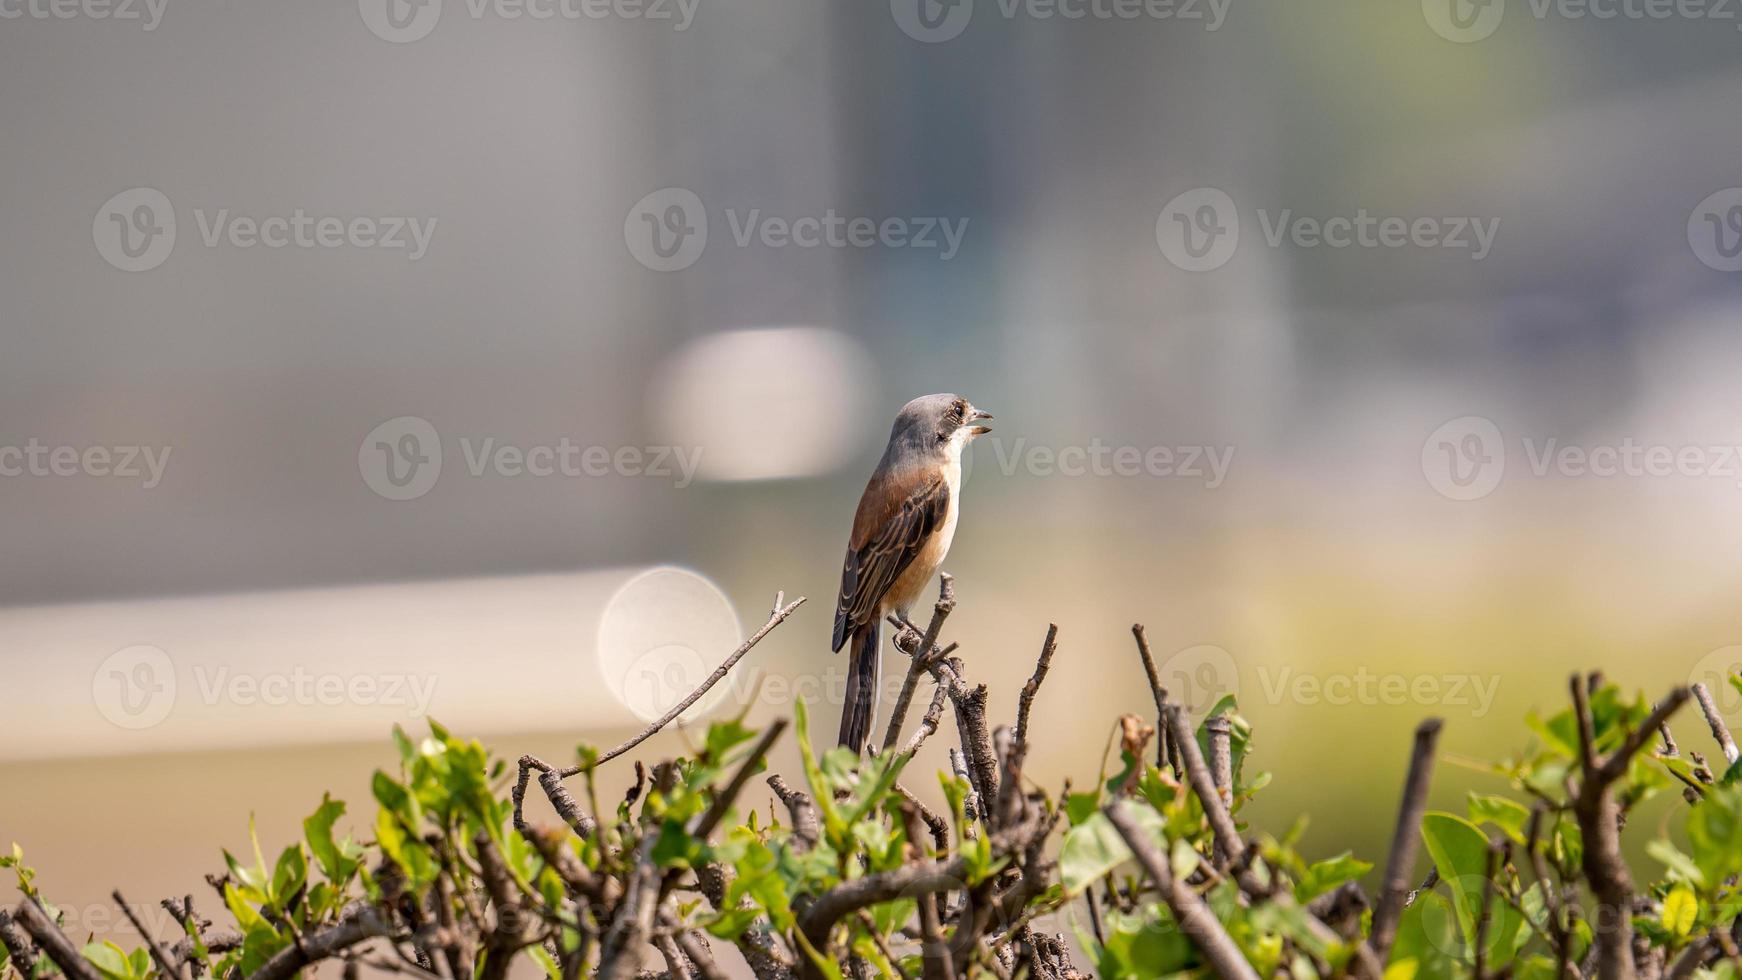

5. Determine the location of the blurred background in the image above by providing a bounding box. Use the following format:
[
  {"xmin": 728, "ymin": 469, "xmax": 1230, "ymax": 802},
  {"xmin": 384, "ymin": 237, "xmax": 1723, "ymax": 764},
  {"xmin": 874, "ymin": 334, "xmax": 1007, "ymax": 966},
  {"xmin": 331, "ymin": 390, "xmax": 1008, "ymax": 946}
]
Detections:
[{"xmin": 7, "ymin": 0, "xmax": 1742, "ymax": 970}]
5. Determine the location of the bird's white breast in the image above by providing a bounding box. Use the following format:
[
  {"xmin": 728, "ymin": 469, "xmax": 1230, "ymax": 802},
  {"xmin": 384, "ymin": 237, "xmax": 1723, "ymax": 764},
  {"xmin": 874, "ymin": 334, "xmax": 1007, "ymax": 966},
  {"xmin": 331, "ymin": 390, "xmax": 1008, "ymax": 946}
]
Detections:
[{"xmin": 886, "ymin": 430, "xmax": 970, "ymax": 614}]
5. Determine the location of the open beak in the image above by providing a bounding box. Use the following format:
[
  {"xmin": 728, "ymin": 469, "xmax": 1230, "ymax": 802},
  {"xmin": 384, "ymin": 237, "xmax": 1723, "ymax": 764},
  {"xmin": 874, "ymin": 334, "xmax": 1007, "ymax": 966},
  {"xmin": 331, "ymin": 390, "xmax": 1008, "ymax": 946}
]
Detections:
[{"xmin": 967, "ymin": 408, "xmax": 993, "ymax": 436}]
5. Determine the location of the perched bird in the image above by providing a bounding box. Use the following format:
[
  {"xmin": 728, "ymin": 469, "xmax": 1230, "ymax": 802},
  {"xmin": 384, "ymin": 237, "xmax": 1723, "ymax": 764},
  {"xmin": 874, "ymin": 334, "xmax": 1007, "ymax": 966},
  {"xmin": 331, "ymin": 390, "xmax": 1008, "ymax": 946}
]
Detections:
[{"xmin": 833, "ymin": 394, "xmax": 993, "ymax": 752}]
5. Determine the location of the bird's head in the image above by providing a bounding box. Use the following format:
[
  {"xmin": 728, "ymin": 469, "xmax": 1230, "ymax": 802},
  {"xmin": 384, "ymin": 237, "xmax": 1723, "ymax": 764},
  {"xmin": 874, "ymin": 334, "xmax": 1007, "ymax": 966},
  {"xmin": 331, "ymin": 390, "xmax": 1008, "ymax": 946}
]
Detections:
[{"xmin": 890, "ymin": 393, "xmax": 994, "ymax": 461}]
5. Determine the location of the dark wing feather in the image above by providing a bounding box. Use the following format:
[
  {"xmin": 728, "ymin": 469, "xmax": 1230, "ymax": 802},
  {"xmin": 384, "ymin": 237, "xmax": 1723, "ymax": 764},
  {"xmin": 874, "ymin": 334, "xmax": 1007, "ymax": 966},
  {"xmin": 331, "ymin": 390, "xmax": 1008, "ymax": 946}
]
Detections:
[{"xmin": 831, "ymin": 473, "xmax": 950, "ymax": 652}]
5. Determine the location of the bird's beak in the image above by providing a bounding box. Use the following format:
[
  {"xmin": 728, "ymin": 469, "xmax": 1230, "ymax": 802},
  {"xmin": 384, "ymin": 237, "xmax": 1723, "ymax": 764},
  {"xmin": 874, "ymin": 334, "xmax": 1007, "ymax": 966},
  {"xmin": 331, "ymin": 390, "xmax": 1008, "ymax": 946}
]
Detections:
[{"xmin": 968, "ymin": 408, "xmax": 993, "ymax": 436}]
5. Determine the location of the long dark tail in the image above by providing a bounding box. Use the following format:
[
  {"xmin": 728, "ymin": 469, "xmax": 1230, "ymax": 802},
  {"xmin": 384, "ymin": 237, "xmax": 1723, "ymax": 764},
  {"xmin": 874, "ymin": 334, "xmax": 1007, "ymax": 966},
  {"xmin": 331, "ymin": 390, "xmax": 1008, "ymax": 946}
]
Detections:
[{"xmin": 837, "ymin": 620, "xmax": 881, "ymax": 753}]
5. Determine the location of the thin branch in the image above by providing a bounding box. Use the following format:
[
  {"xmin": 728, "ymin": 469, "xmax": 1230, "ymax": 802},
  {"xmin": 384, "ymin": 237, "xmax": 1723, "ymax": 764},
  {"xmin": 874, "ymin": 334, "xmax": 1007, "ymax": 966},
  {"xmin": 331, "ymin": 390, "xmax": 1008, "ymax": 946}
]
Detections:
[
  {"xmin": 574, "ymin": 594, "xmax": 806, "ymax": 774},
  {"xmin": 1131, "ymin": 624, "xmax": 1170, "ymax": 770},
  {"xmin": 1571, "ymin": 677, "xmax": 1690, "ymax": 980},
  {"xmin": 675, "ymin": 930, "xmax": 729, "ymax": 980},
  {"xmin": 1103, "ymin": 801, "xmax": 1259, "ymax": 980},
  {"xmin": 13, "ymin": 900, "xmax": 104, "ymax": 980},
  {"xmin": 1472, "ymin": 845, "xmax": 1502, "ymax": 980},
  {"xmin": 1013, "ymin": 624, "xmax": 1059, "ymax": 757},
  {"xmin": 114, "ymin": 891, "xmax": 190, "ymax": 980},
  {"xmin": 654, "ymin": 934, "xmax": 695, "ymax": 980},
  {"xmin": 1162, "ymin": 704, "xmax": 1244, "ymax": 869},
  {"xmin": 767, "ymin": 774, "xmax": 820, "ymax": 851},
  {"xmin": 882, "ymin": 576, "xmax": 956, "ymax": 753},
  {"xmin": 0, "ymin": 909, "xmax": 38, "ymax": 980},
  {"xmin": 899, "ymin": 680, "xmax": 949, "ymax": 758},
  {"xmin": 693, "ymin": 720, "xmax": 787, "ymax": 840},
  {"xmin": 1367, "ymin": 718, "xmax": 1444, "ymax": 966},
  {"xmin": 1692, "ymin": 683, "xmax": 1739, "ymax": 767},
  {"xmin": 900, "ymin": 804, "xmax": 955, "ymax": 980},
  {"xmin": 245, "ymin": 906, "xmax": 394, "ymax": 980}
]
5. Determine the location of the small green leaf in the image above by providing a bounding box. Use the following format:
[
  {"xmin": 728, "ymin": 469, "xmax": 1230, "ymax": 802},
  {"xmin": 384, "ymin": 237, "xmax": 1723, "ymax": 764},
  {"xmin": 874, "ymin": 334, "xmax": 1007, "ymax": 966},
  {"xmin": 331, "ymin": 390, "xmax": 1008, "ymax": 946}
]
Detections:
[
  {"xmin": 1295, "ymin": 851, "xmax": 1373, "ymax": 902},
  {"xmin": 80, "ymin": 943, "xmax": 130, "ymax": 980},
  {"xmin": 1467, "ymin": 794, "xmax": 1531, "ymax": 844},
  {"xmin": 1663, "ymin": 886, "xmax": 1698, "ymax": 939}
]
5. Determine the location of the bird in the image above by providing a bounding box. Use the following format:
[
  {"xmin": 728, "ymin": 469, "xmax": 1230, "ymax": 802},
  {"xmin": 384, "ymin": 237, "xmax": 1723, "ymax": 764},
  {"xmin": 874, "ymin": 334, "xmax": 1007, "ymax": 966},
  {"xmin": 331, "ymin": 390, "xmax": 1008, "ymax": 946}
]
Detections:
[{"xmin": 833, "ymin": 393, "xmax": 993, "ymax": 753}]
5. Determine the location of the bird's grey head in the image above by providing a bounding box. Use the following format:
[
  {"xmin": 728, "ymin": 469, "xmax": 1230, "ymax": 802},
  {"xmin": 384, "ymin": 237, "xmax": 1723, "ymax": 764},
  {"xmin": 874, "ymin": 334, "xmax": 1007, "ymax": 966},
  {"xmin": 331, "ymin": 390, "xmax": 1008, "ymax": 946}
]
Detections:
[{"xmin": 882, "ymin": 393, "xmax": 993, "ymax": 467}]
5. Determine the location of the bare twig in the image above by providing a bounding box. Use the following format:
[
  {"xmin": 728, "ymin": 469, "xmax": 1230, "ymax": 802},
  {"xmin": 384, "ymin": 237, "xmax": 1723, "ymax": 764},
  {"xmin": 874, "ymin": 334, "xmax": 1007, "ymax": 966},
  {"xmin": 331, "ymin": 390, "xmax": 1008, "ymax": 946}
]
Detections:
[
  {"xmin": 115, "ymin": 891, "xmax": 191, "ymax": 980},
  {"xmin": 577, "ymin": 595, "xmax": 806, "ymax": 774},
  {"xmin": 1472, "ymin": 845, "xmax": 1502, "ymax": 980},
  {"xmin": 767, "ymin": 773, "xmax": 821, "ymax": 851},
  {"xmin": 1103, "ymin": 802, "xmax": 1259, "ymax": 980},
  {"xmin": 1367, "ymin": 718, "xmax": 1444, "ymax": 967},
  {"xmin": 1365, "ymin": 720, "xmax": 1449, "ymax": 974},
  {"xmin": 247, "ymin": 906, "xmax": 395, "ymax": 980},
  {"xmin": 1014, "ymin": 624, "xmax": 1059, "ymax": 756},
  {"xmin": 882, "ymin": 575, "xmax": 956, "ymax": 752},
  {"xmin": 1692, "ymin": 683, "xmax": 1739, "ymax": 767},
  {"xmin": 0, "ymin": 909, "xmax": 38, "ymax": 980},
  {"xmin": 1162, "ymin": 704, "xmax": 1244, "ymax": 869},
  {"xmin": 675, "ymin": 930, "xmax": 730, "ymax": 980},
  {"xmin": 14, "ymin": 900, "xmax": 104, "ymax": 980},
  {"xmin": 1131, "ymin": 625, "xmax": 1170, "ymax": 770},
  {"xmin": 899, "ymin": 680, "xmax": 949, "ymax": 758},
  {"xmin": 1571, "ymin": 677, "xmax": 1691, "ymax": 980},
  {"xmin": 901, "ymin": 804, "xmax": 956, "ymax": 980}
]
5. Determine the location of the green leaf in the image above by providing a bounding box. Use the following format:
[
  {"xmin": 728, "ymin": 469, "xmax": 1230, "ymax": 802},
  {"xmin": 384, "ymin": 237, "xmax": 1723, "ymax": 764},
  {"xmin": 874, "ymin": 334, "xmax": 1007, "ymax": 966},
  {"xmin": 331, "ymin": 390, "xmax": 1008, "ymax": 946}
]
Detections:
[
  {"xmin": 80, "ymin": 943, "xmax": 130, "ymax": 980},
  {"xmin": 1663, "ymin": 886, "xmax": 1698, "ymax": 939},
  {"xmin": 1419, "ymin": 811, "xmax": 1524, "ymax": 966},
  {"xmin": 1467, "ymin": 794, "xmax": 1530, "ymax": 844},
  {"xmin": 1687, "ymin": 783, "xmax": 1742, "ymax": 886},
  {"xmin": 1065, "ymin": 790, "xmax": 1101, "ymax": 827},
  {"xmin": 303, "ymin": 795, "xmax": 357, "ymax": 884},
  {"xmin": 270, "ymin": 845, "xmax": 307, "ymax": 911},
  {"xmin": 1060, "ymin": 805, "xmax": 1164, "ymax": 895},
  {"xmin": 526, "ymin": 945, "xmax": 561, "ymax": 980},
  {"xmin": 1295, "ymin": 851, "xmax": 1373, "ymax": 902},
  {"xmin": 703, "ymin": 719, "xmax": 756, "ymax": 763},
  {"xmin": 1647, "ymin": 839, "xmax": 1707, "ymax": 889}
]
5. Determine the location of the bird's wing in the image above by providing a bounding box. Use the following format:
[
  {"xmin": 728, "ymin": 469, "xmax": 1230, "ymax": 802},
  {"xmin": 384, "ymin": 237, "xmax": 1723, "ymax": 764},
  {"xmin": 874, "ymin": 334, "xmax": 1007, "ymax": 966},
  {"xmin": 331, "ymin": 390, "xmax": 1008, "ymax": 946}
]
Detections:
[{"xmin": 831, "ymin": 471, "xmax": 951, "ymax": 652}]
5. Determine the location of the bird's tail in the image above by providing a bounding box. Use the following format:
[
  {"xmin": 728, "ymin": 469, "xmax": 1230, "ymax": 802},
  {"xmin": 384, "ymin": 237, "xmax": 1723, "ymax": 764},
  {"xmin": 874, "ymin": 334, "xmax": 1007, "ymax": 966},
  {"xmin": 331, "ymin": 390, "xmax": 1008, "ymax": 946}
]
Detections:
[{"xmin": 837, "ymin": 620, "xmax": 881, "ymax": 754}]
